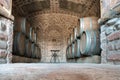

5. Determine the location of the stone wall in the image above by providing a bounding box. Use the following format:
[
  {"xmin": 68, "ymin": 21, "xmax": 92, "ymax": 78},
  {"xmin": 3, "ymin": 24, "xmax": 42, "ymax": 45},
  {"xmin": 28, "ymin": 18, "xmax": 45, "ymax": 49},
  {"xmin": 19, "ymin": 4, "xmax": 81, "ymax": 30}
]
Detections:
[
  {"xmin": 0, "ymin": 16, "xmax": 13, "ymax": 64},
  {"xmin": 100, "ymin": 17, "xmax": 120, "ymax": 64}
]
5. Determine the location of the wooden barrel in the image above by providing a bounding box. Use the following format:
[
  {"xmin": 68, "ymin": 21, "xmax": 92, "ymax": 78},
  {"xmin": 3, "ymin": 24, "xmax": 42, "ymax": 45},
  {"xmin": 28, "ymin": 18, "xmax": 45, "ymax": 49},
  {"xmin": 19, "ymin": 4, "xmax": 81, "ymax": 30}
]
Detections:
[
  {"xmin": 35, "ymin": 29, "xmax": 39, "ymax": 44},
  {"xmin": 34, "ymin": 32, "xmax": 37, "ymax": 43},
  {"xmin": 74, "ymin": 40, "xmax": 77, "ymax": 58},
  {"xmin": 34, "ymin": 45, "xmax": 38, "ymax": 58},
  {"xmin": 35, "ymin": 46, "xmax": 41, "ymax": 59},
  {"xmin": 71, "ymin": 43, "xmax": 75, "ymax": 58},
  {"xmin": 66, "ymin": 46, "xmax": 69, "ymax": 59},
  {"xmin": 66, "ymin": 46, "xmax": 70, "ymax": 59},
  {"xmin": 78, "ymin": 17, "xmax": 99, "ymax": 36},
  {"xmin": 80, "ymin": 30, "xmax": 100, "ymax": 55},
  {"xmin": 68, "ymin": 45, "xmax": 72, "ymax": 58},
  {"xmin": 100, "ymin": 0, "xmax": 120, "ymax": 18},
  {"xmin": 73, "ymin": 27, "xmax": 77, "ymax": 40},
  {"xmin": 14, "ymin": 17, "xmax": 26, "ymax": 34},
  {"xmin": 26, "ymin": 21, "xmax": 31, "ymax": 38},
  {"xmin": 30, "ymin": 27, "xmax": 35, "ymax": 42},
  {"xmin": 25, "ymin": 39, "xmax": 32, "ymax": 58},
  {"xmin": 70, "ymin": 34, "xmax": 73, "ymax": 44},
  {"xmin": 13, "ymin": 32, "xmax": 26, "ymax": 56},
  {"xmin": 31, "ymin": 43, "xmax": 36, "ymax": 58},
  {"xmin": 74, "ymin": 39, "xmax": 81, "ymax": 58}
]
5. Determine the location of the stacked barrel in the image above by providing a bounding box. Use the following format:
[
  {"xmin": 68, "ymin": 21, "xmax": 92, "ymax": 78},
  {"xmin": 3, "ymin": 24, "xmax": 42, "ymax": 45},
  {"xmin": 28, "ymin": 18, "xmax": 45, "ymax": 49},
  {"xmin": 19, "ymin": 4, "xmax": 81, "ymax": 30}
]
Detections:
[
  {"xmin": 66, "ymin": 17, "xmax": 101, "ymax": 62},
  {"xmin": 13, "ymin": 17, "xmax": 41, "ymax": 62}
]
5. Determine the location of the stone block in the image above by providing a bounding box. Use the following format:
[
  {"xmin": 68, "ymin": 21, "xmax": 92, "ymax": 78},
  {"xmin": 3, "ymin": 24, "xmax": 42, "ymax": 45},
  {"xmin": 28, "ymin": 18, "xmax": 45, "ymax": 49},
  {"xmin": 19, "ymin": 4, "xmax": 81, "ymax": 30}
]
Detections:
[
  {"xmin": 6, "ymin": 53, "xmax": 12, "ymax": 63},
  {"xmin": 114, "ymin": 19, "xmax": 120, "ymax": 26},
  {"xmin": 107, "ymin": 30, "xmax": 120, "ymax": 41},
  {"xmin": 114, "ymin": 19, "xmax": 120, "ymax": 30},
  {"xmin": 98, "ymin": 18, "xmax": 108, "ymax": 25},
  {"xmin": 114, "ymin": 39, "xmax": 120, "ymax": 50},
  {"xmin": 101, "ymin": 43, "xmax": 107, "ymax": 51},
  {"xmin": 101, "ymin": 57, "xmax": 107, "ymax": 63},
  {"xmin": 100, "ymin": 32, "xmax": 107, "ymax": 43},
  {"xmin": 100, "ymin": 31, "xmax": 106, "ymax": 38},
  {"xmin": 106, "ymin": 18, "xmax": 118, "ymax": 26},
  {"xmin": 107, "ymin": 51, "xmax": 120, "ymax": 61},
  {"xmin": 0, "ymin": 58, "xmax": 6, "ymax": 64},
  {"xmin": 0, "ymin": 50, "xmax": 7, "ymax": 58},
  {"xmin": 102, "ymin": 9, "xmax": 118, "ymax": 20},
  {"xmin": 101, "ymin": 51, "xmax": 107, "ymax": 58},
  {"xmin": 0, "ymin": 22, "xmax": 7, "ymax": 31},
  {"xmin": 107, "ymin": 41, "xmax": 115, "ymax": 51},
  {"xmin": 0, "ymin": 33, "xmax": 8, "ymax": 41},
  {"xmin": 0, "ymin": 40, "xmax": 7, "ymax": 49},
  {"xmin": 101, "ymin": 51, "xmax": 107, "ymax": 63},
  {"xmin": 105, "ymin": 26, "xmax": 115, "ymax": 35},
  {"xmin": 101, "ymin": 25, "xmax": 106, "ymax": 32}
]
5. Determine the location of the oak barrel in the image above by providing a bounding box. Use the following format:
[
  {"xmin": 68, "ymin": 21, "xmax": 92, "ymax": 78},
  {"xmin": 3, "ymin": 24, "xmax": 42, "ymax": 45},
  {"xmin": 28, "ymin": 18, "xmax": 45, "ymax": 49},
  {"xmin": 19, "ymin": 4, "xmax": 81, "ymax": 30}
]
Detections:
[
  {"xmin": 69, "ymin": 45, "xmax": 72, "ymax": 58},
  {"xmin": 66, "ymin": 46, "xmax": 71, "ymax": 59},
  {"xmin": 31, "ymin": 43, "xmax": 36, "ymax": 58},
  {"xmin": 80, "ymin": 30, "xmax": 100, "ymax": 55},
  {"xmin": 26, "ymin": 22, "xmax": 31, "ymax": 38},
  {"xmin": 71, "ymin": 43, "xmax": 75, "ymax": 58},
  {"xmin": 30, "ymin": 27, "xmax": 35, "ymax": 42},
  {"xmin": 74, "ymin": 39, "xmax": 81, "ymax": 58},
  {"xmin": 34, "ymin": 32, "xmax": 37, "ymax": 43},
  {"xmin": 13, "ymin": 32, "xmax": 26, "ymax": 56},
  {"xmin": 78, "ymin": 17, "xmax": 99, "ymax": 36},
  {"xmin": 66, "ymin": 46, "xmax": 69, "ymax": 59},
  {"xmin": 35, "ymin": 46, "xmax": 41, "ymax": 59},
  {"xmin": 25, "ymin": 39, "xmax": 32, "ymax": 58},
  {"xmin": 70, "ymin": 34, "xmax": 73, "ymax": 43},
  {"xmin": 73, "ymin": 27, "xmax": 77, "ymax": 40},
  {"xmin": 14, "ymin": 17, "xmax": 26, "ymax": 34}
]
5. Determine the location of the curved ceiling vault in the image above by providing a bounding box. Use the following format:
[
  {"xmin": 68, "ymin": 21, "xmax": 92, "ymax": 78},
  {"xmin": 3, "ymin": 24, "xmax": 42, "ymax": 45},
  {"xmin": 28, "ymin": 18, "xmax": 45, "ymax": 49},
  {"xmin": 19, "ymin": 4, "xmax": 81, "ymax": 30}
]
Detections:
[
  {"xmin": 13, "ymin": 0, "xmax": 100, "ymax": 17},
  {"xmin": 13, "ymin": 0, "xmax": 100, "ymax": 42}
]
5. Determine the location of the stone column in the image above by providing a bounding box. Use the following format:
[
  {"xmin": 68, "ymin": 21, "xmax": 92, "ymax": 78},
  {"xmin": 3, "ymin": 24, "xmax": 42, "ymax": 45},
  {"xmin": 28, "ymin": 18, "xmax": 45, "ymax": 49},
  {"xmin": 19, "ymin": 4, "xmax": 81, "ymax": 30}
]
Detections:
[
  {"xmin": 0, "ymin": 16, "xmax": 13, "ymax": 64},
  {"xmin": 99, "ymin": 17, "xmax": 120, "ymax": 64}
]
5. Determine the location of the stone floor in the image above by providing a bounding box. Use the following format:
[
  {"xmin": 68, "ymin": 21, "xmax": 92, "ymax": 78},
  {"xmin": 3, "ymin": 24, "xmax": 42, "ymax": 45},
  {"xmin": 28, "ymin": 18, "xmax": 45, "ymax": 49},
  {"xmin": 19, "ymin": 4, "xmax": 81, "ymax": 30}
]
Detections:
[{"xmin": 0, "ymin": 63, "xmax": 120, "ymax": 80}]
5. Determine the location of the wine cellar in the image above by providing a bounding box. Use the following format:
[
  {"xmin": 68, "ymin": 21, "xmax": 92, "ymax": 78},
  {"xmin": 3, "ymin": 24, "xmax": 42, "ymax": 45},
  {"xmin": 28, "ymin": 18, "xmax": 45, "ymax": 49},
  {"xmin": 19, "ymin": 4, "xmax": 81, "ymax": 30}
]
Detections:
[{"xmin": 0, "ymin": 0, "xmax": 120, "ymax": 80}]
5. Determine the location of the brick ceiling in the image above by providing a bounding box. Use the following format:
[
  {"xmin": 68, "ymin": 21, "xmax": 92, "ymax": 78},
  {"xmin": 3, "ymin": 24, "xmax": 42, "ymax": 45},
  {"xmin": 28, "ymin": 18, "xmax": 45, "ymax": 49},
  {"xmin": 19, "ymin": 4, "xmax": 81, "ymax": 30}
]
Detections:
[
  {"xmin": 13, "ymin": 0, "xmax": 100, "ymax": 17},
  {"xmin": 13, "ymin": 0, "xmax": 100, "ymax": 44}
]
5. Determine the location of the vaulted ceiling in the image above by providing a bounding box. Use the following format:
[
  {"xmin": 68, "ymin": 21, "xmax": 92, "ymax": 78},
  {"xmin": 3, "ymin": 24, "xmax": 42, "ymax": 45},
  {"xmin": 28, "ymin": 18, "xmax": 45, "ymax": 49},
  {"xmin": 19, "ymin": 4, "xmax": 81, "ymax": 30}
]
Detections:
[
  {"xmin": 12, "ymin": 0, "xmax": 100, "ymax": 37},
  {"xmin": 13, "ymin": 0, "xmax": 100, "ymax": 17}
]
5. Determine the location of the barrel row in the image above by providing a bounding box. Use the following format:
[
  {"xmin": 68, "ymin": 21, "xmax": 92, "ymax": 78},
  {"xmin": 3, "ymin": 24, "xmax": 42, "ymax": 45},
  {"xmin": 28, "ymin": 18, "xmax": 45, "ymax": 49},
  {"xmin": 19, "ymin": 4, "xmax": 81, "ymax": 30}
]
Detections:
[
  {"xmin": 14, "ymin": 17, "xmax": 37, "ymax": 43},
  {"xmin": 13, "ymin": 17, "xmax": 41, "ymax": 59},
  {"xmin": 13, "ymin": 32, "xmax": 41, "ymax": 59},
  {"xmin": 66, "ymin": 17, "xmax": 101, "ymax": 59}
]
